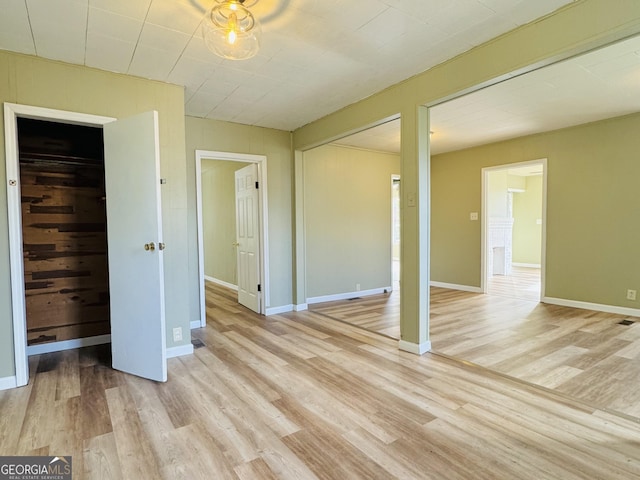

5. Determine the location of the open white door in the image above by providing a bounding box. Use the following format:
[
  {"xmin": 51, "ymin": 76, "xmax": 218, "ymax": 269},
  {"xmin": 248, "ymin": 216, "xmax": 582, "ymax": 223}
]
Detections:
[
  {"xmin": 235, "ymin": 163, "xmax": 261, "ymax": 313},
  {"xmin": 103, "ymin": 111, "xmax": 167, "ymax": 382}
]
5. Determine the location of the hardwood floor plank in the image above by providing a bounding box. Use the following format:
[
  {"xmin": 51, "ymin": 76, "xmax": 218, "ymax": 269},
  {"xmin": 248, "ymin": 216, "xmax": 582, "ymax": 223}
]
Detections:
[
  {"xmin": 79, "ymin": 364, "xmax": 115, "ymax": 440},
  {"xmin": 171, "ymin": 423, "xmax": 239, "ymax": 480},
  {"xmin": 233, "ymin": 458, "xmax": 279, "ymax": 480},
  {"xmin": 17, "ymin": 370, "xmax": 58, "ymax": 452},
  {"xmin": 83, "ymin": 432, "xmax": 124, "ymax": 480},
  {"xmin": 342, "ymin": 427, "xmax": 426, "ymax": 479},
  {"xmin": 0, "ymin": 376, "xmax": 35, "ymax": 453},
  {"xmin": 282, "ymin": 427, "xmax": 392, "ymax": 480},
  {"xmin": 105, "ymin": 386, "xmax": 162, "ymax": 479}
]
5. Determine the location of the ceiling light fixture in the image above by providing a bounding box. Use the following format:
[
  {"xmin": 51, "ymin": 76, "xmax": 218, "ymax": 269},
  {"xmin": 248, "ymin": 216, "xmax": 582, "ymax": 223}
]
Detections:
[{"xmin": 203, "ymin": 0, "xmax": 261, "ymax": 61}]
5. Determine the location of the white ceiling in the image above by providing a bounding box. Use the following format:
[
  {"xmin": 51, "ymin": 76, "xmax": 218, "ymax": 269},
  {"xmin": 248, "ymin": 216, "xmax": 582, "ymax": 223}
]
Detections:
[
  {"xmin": 335, "ymin": 34, "xmax": 640, "ymax": 155},
  {"xmin": 0, "ymin": 0, "xmax": 575, "ymax": 131}
]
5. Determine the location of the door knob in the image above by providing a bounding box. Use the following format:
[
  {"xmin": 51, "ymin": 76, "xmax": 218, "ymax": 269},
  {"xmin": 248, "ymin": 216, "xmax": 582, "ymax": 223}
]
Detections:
[
  {"xmin": 144, "ymin": 242, "xmax": 156, "ymax": 251},
  {"xmin": 232, "ymin": 242, "xmax": 240, "ymax": 247},
  {"xmin": 159, "ymin": 242, "xmax": 166, "ymax": 251}
]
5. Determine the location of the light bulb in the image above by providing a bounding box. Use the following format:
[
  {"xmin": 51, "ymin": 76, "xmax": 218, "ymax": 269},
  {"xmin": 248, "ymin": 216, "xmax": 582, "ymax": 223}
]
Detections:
[
  {"xmin": 227, "ymin": 12, "xmax": 238, "ymax": 45},
  {"xmin": 204, "ymin": 0, "xmax": 261, "ymax": 60}
]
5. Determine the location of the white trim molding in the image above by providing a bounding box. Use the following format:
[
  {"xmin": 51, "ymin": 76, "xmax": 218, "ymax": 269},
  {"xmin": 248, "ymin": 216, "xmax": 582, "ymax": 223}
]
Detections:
[
  {"xmin": 542, "ymin": 297, "xmax": 640, "ymax": 318},
  {"xmin": 266, "ymin": 305, "xmax": 293, "ymax": 315},
  {"xmin": 166, "ymin": 343, "xmax": 194, "ymax": 358},
  {"xmin": 294, "ymin": 304, "xmax": 308, "ymax": 312},
  {"xmin": 429, "ymin": 281, "xmax": 483, "ymax": 293},
  {"xmin": 307, "ymin": 287, "xmax": 392, "ymax": 305},
  {"xmin": 4, "ymin": 103, "xmax": 116, "ymax": 388},
  {"xmin": 399, "ymin": 340, "xmax": 432, "ymax": 355},
  {"xmin": 513, "ymin": 263, "xmax": 541, "ymax": 268},
  {"xmin": 205, "ymin": 276, "xmax": 238, "ymax": 291},
  {"xmin": 0, "ymin": 376, "xmax": 18, "ymax": 391},
  {"xmin": 27, "ymin": 334, "xmax": 111, "ymax": 356},
  {"xmin": 195, "ymin": 149, "xmax": 270, "ymax": 326},
  {"xmin": 190, "ymin": 320, "xmax": 203, "ymax": 330}
]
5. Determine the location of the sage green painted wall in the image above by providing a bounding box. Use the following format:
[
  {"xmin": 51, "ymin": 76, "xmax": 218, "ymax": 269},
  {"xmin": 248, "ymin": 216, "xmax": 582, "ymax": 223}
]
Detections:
[
  {"xmin": 201, "ymin": 159, "xmax": 249, "ymax": 285},
  {"xmin": 488, "ymin": 170, "xmax": 509, "ymax": 218},
  {"xmin": 185, "ymin": 117, "xmax": 292, "ymax": 314},
  {"xmin": 0, "ymin": 51, "xmax": 190, "ymax": 380},
  {"xmin": 508, "ymin": 175, "xmax": 526, "ymax": 191},
  {"xmin": 431, "ymin": 112, "xmax": 640, "ymax": 309},
  {"xmin": 303, "ymin": 144, "xmax": 400, "ymax": 298},
  {"xmin": 291, "ymin": 0, "xmax": 640, "ymax": 344},
  {"xmin": 513, "ymin": 176, "xmax": 543, "ymax": 265}
]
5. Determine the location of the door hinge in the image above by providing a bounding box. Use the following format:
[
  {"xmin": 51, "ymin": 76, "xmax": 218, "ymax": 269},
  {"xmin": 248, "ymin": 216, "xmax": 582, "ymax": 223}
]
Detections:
[
  {"xmin": 257, "ymin": 284, "xmax": 261, "ymax": 292},
  {"xmin": 255, "ymin": 181, "xmax": 259, "ymax": 189}
]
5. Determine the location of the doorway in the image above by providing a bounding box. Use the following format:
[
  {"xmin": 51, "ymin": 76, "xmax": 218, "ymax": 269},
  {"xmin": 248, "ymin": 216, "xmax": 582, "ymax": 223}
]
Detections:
[
  {"xmin": 195, "ymin": 150, "xmax": 269, "ymax": 325},
  {"xmin": 6, "ymin": 103, "xmax": 168, "ymax": 387},
  {"xmin": 482, "ymin": 159, "xmax": 547, "ymax": 301},
  {"xmin": 17, "ymin": 118, "xmax": 111, "ymax": 352}
]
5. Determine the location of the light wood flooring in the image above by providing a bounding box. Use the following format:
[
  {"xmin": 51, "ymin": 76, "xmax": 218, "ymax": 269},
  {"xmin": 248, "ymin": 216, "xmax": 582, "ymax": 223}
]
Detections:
[
  {"xmin": 0, "ymin": 286, "xmax": 640, "ymax": 480},
  {"xmin": 2, "ymin": 282, "xmax": 640, "ymax": 479},
  {"xmin": 487, "ymin": 266, "xmax": 541, "ymax": 302},
  {"xmin": 310, "ymin": 281, "xmax": 640, "ymax": 419}
]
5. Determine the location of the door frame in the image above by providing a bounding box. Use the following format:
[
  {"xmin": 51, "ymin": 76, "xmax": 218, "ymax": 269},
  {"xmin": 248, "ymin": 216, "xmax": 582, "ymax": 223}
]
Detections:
[
  {"xmin": 4, "ymin": 103, "xmax": 115, "ymax": 387},
  {"xmin": 391, "ymin": 174, "xmax": 401, "ymax": 291},
  {"xmin": 195, "ymin": 149, "xmax": 269, "ymax": 325},
  {"xmin": 480, "ymin": 158, "xmax": 548, "ymax": 299}
]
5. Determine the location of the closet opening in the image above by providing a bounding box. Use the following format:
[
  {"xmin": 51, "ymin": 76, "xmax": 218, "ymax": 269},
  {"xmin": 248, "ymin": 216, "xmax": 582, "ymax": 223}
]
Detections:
[{"xmin": 17, "ymin": 118, "xmax": 110, "ymax": 351}]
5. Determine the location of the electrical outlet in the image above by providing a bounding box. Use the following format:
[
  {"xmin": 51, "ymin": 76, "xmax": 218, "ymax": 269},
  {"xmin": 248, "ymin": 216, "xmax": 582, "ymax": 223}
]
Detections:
[
  {"xmin": 470, "ymin": 212, "xmax": 478, "ymax": 221},
  {"xmin": 627, "ymin": 289, "xmax": 637, "ymax": 301},
  {"xmin": 173, "ymin": 327, "xmax": 183, "ymax": 342}
]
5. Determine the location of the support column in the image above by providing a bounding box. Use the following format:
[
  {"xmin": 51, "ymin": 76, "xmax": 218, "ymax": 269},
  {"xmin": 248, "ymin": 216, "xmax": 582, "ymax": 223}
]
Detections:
[
  {"xmin": 399, "ymin": 105, "xmax": 431, "ymax": 354},
  {"xmin": 292, "ymin": 149, "xmax": 308, "ymax": 311}
]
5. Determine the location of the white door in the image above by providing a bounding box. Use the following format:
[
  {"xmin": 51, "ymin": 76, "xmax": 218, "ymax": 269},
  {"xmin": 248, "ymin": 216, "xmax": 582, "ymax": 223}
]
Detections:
[
  {"xmin": 103, "ymin": 111, "xmax": 167, "ymax": 382},
  {"xmin": 235, "ymin": 163, "xmax": 261, "ymax": 313}
]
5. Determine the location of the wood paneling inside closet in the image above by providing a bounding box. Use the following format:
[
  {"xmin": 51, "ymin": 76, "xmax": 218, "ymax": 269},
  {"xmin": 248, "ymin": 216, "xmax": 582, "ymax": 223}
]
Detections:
[{"xmin": 18, "ymin": 118, "xmax": 110, "ymax": 345}]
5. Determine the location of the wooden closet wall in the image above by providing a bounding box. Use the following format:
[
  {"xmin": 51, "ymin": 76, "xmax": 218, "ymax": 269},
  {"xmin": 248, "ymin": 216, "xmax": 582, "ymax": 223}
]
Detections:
[{"xmin": 18, "ymin": 118, "xmax": 111, "ymax": 345}]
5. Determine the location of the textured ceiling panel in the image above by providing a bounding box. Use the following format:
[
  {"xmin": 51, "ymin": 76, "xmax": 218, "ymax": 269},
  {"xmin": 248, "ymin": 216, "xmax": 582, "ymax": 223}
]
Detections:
[{"xmin": 0, "ymin": 0, "xmax": 575, "ymax": 132}]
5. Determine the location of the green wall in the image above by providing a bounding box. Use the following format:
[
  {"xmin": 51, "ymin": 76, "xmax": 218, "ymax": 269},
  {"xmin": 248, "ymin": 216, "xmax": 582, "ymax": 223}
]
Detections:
[
  {"xmin": 292, "ymin": 0, "xmax": 640, "ymax": 345},
  {"xmin": 0, "ymin": 51, "xmax": 189, "ymax": 379},
  {"xmin": 431, "ymin": 112, "xmax": 640, "ymax": 309},
  {"xmin": 303, "ymin": 144, "xmax": 400, "ymax": 298},
  {"xmin": 185, "ymin": 117, "xmax": 293, "ymax": 315},
  {"xmin": 201, "ymin": 159, "xmax": 249, "ymax": 285},
  {"xmin": 513, "ymin": 175, "xmax": 543, "ymax": 265},
  {"xmin": 487, "ymin": 170, "xmax": 510, "ymax": 218}
]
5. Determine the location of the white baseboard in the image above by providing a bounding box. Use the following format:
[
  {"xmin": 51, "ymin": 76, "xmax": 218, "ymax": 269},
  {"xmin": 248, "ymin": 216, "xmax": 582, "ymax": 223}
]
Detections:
[
  {"xmin": 205, "ymin": 276, "xmax": 238, "ymax": 291},
  {"xmin": 266, "ymin": 304, "xmax": 293, "ymax": 315},
  {"xmin": 0, "ymin": 375, "xmax": 18, "ymax": 391},
  {"xmin": 294, "ymin": 303, "xmax": 308, "ymax": 312},
  {"xmin": 27, "ymin": 334, "xmax": 111, "ymax": 356},
  {"xmin": 542, "ymin": 297, "xmax": 640, "ymax": 318},
  {"xmin": 429, "ymin": 281, "xmax": 483, "ymax": 293},
  {"xmin": 399, "ymin": 340, "xmax": 432, "ymax": 355},
  {"xmin": 307, "ymin": 286, "xmax": 392, "ymax": 305},
  {"xmin": 513, "ymin": 263, "xmax": 541, "ymax": 268},
  {"xmin": 167, "ymin": 343, "xmax": 194, "ymax": 358},
  {"xmin": 190, "ymin": 320, "xmax": 203, "ymax": 329}
]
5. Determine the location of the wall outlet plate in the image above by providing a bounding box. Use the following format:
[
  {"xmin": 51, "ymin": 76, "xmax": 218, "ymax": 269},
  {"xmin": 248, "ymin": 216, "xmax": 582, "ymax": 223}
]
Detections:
[
  {"xmin": 173, "ymin": 327, "xmax": 183, "ymax": 342},
  {"xmin": 627, "ymin": 289, "xmax": 637, "ymax": 301}
]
